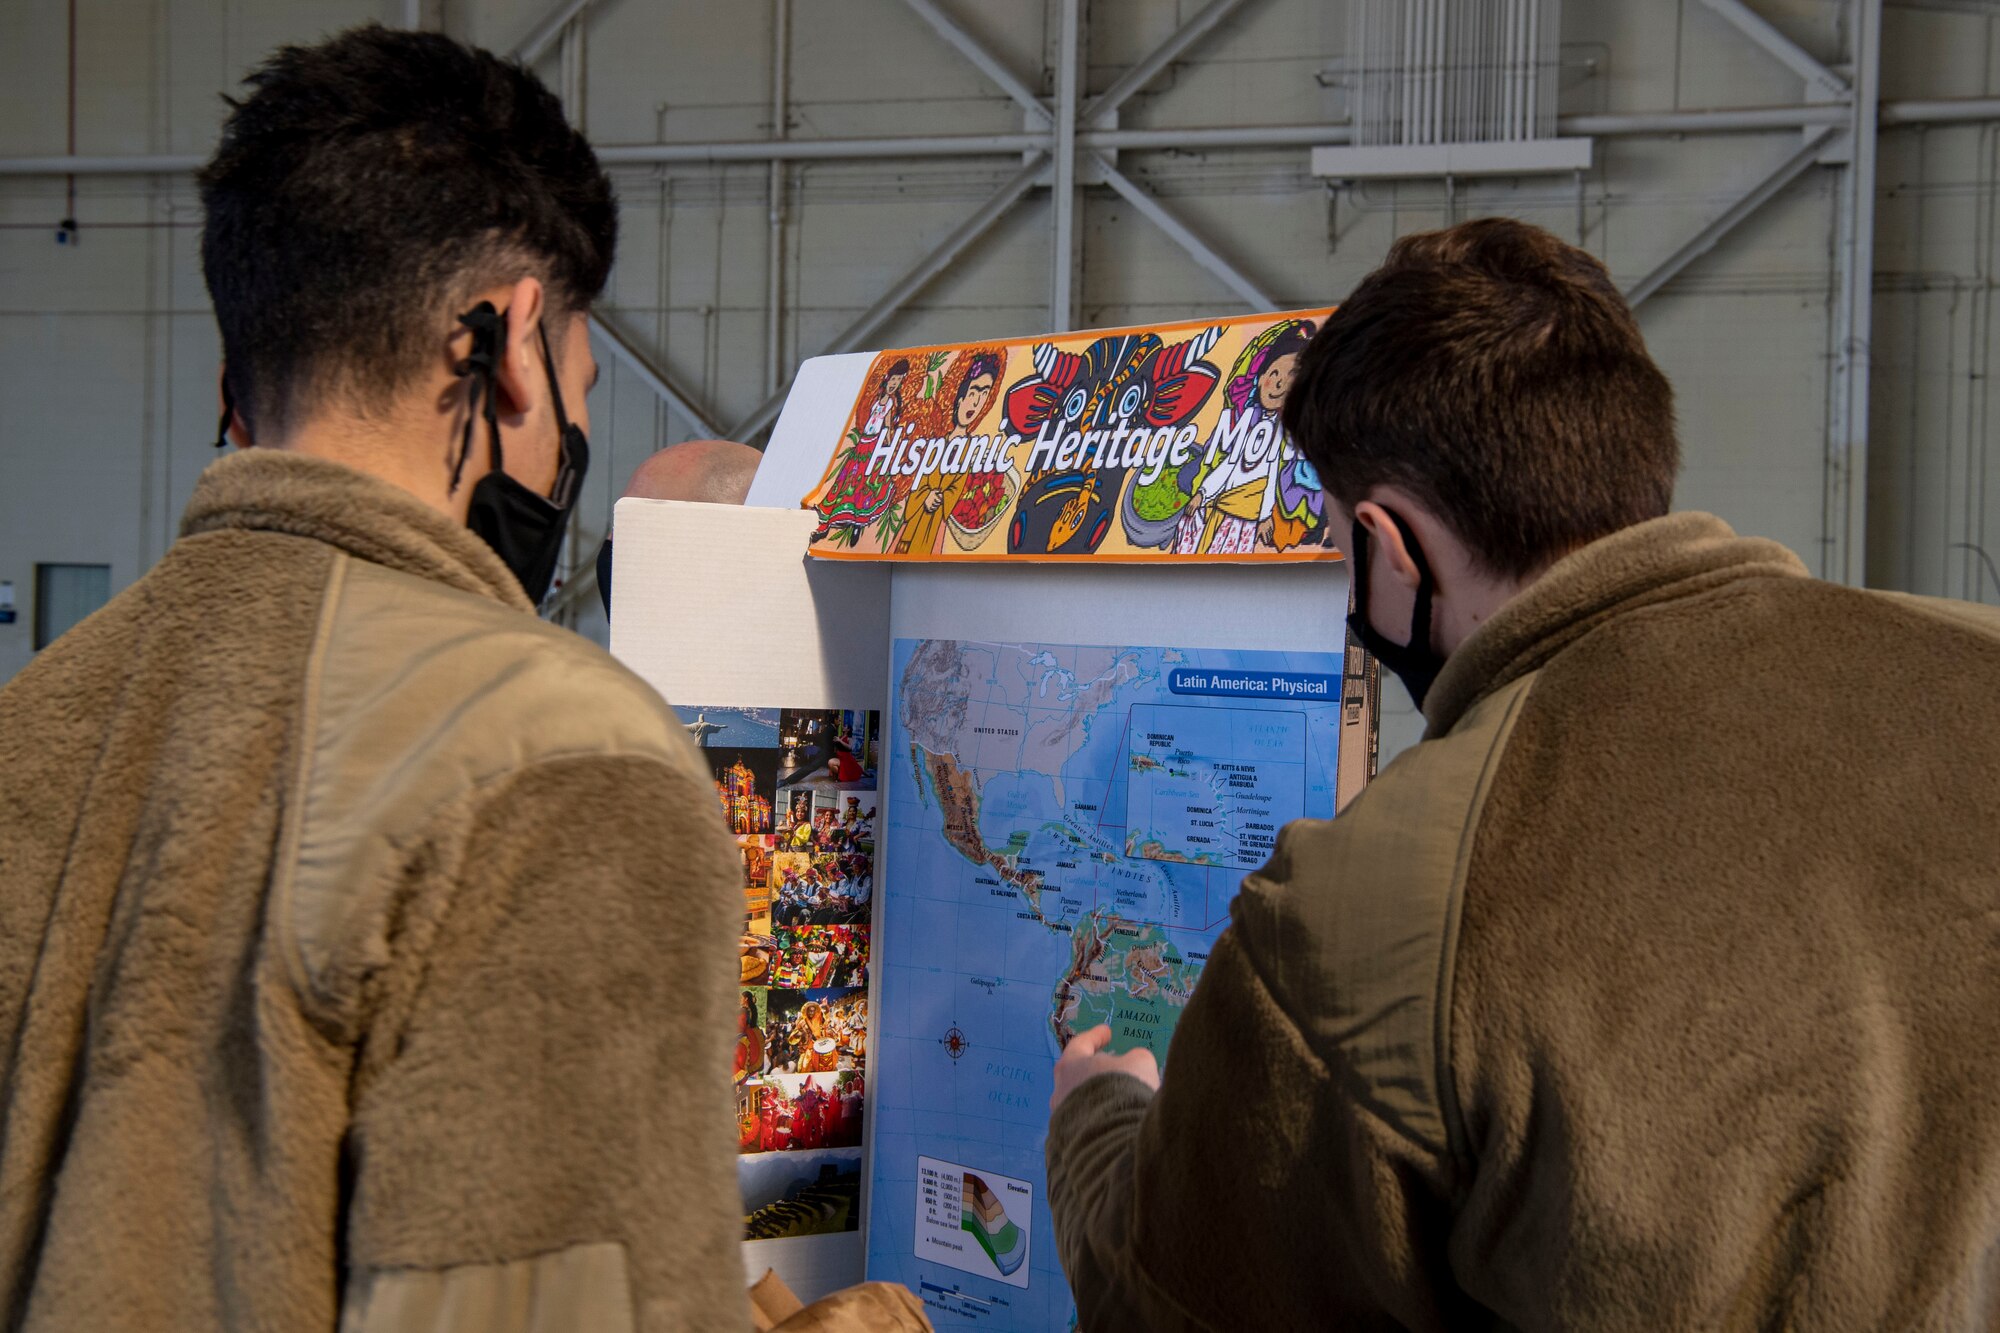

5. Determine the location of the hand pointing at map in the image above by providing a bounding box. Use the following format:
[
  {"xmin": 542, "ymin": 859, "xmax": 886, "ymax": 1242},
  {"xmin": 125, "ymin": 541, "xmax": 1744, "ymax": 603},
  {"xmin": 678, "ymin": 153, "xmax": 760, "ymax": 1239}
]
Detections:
[{"xmin": 1051, "ymin": 1025, "xmax": 1162, "ymax": 1111}]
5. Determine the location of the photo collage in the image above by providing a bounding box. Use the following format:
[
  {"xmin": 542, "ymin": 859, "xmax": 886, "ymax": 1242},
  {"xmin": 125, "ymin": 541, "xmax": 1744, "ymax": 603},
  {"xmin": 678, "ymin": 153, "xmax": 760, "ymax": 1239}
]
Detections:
[{"xmin": 675, "ymin": 704, "xmax": 880, "ymax": 1242}]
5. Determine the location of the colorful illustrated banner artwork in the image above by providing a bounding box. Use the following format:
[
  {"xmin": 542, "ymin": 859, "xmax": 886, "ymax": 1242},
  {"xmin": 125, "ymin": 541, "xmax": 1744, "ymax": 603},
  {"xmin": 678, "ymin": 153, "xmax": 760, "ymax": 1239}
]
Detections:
[
  {"xmin": 679, "ymin": 704, "xmax": 880, "ymax": 1243},
  {"xmin": 801, "ymin": 309, "xmax": 1340, "ymax": 562},
  {"xmin": 864, "ymin": 640, "xmax": 1354, "ymax": 1328}
]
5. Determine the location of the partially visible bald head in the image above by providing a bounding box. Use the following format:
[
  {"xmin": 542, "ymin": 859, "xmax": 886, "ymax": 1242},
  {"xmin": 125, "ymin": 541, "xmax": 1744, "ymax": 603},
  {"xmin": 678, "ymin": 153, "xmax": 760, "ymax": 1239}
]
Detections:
[
  {"xmin": 621, "ymin": 439, "xmax": 763, "ymax": 506},
  {"xmin": 597, "ymin": 439, "xmax": 764, "ymax": 616}
]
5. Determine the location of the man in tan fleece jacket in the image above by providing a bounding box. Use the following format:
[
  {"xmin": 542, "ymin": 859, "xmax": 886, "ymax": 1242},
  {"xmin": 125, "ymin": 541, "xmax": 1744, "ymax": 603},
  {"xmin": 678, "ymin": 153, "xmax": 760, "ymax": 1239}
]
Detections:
[
  {"xmin": 1045, "ymin": 218, "xmax": 2000, "ymax": 1329},
  {"xmin": 0, "ymin": 26, "xmax": 905, "ymax": 1333}
]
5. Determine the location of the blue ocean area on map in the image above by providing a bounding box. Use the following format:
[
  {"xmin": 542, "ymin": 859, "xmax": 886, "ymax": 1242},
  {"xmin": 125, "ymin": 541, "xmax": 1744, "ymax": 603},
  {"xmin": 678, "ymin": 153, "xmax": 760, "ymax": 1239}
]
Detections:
[{"xmin": 865, "ymin": 639, "xmax": 1347, "ymax": 1329}]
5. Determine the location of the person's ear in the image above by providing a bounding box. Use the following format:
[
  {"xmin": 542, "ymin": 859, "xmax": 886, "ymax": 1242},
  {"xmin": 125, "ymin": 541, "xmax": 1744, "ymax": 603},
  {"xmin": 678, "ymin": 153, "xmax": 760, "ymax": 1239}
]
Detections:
[
  {"xmin": 1354, "ymin": 499, "xmax": 1423, "ymax": 591},
  {"xmin": 493, "ymin": 275, "xmax": 546, "ymax": 418}
]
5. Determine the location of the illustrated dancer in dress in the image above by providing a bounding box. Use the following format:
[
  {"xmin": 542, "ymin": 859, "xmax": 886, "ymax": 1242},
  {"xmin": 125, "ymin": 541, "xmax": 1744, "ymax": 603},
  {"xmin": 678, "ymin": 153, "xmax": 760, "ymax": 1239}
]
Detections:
[
  {"xmin": 1174, "ymin": 320, "xmax": 1317, "ymax": 555},
  {"xmin": 810, "ymin": 359, "xmax": 910, "ymax": 543}
]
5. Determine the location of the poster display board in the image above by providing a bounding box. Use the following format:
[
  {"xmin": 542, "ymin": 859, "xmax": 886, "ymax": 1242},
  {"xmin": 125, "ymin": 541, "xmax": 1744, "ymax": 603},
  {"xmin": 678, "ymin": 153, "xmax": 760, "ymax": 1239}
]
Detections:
[
  {"xmin": 867, "ymin": 637, "xmax": 1358, "ymax": 1320},
  {"xmin": 621, "ymin": 309, "xmax": 1375, "ymax": 1325},
  {"xmin": 861, "ymin": 582, "xmax": 1370, "ymax": 1330},
  {"xmin": 795, "ymin": 310, "xmax": 1336, "ymax": 562},
  {"xmin": 610, "ymin": 500, "xmax": 889, "ymax": 1305}
]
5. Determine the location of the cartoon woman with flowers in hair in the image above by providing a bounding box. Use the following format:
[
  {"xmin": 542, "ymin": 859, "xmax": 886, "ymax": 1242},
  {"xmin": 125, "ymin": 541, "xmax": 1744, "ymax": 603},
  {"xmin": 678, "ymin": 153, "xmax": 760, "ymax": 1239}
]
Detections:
[
  {"xmin": 810, "ymin": 357, "xmax": 911, "ymax": 545},
  {"xmin": 892, "ymin": 348, "xmax": 1007, "ymax": 555}
]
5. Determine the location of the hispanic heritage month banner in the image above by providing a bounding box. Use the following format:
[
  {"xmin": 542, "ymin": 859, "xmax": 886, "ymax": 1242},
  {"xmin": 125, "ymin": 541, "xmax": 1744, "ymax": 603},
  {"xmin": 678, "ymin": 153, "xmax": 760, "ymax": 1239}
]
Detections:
[{"xmin": 799, "ymin": 308, "xmax": 1340, "ymax": 563}]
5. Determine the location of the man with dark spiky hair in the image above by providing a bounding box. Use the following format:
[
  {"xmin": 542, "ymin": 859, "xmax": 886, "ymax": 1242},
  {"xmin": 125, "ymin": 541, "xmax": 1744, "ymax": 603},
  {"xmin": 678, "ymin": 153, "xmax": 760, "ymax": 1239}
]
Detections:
[
  {"xmin": 1045, "ymin": 219, "xmax": 2000, "ymax": 1328},
  {"xmin": 0, "ymin": 26, "xmax": 751, "ymax": 1331}
]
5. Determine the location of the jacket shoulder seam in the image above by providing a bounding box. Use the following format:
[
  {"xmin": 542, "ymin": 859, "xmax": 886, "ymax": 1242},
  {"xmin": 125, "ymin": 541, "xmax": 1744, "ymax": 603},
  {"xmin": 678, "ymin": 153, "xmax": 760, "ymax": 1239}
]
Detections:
[
  {"xmin": 1432, "ymin": 668, "xmax": 1539, "ymax": 1169},
  {"xmin": 281, "ymin": 563, "xmax": 692, "ymax": 1032},
  {"xmin": 272, "ymin": 550, "xmax": 350, "ymax": 1026},
  {"xmin": 1242, "ymin": 669, "xmax": 1538, "ymax": 1163}
]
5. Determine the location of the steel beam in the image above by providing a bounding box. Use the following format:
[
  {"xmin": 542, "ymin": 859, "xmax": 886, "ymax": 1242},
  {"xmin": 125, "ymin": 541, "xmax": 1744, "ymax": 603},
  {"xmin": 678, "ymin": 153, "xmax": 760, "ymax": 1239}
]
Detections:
[
  {"xmin": 593, "ymin": 133, "xmax": 1044, "ymax": 165},
  {"xmin": 899, "ymin": 0, "xmax": 1050, "ymax": 125},
  {"xmin": 512, "ymin": 0, "xmax": 595, "ymax": 64},
  {"xmin": 1827, "ymin": 0, "xmax": 1882, "ymax": 585},
  {"xmin": 1094, "ymin": 155, "xmax": 1275, "ymax": 308},
  {"xmin": 25, "ymin": 99, "xmax": 2000, "ymax": 177},
  {"xmin": 1561, "ymin": 105, "xmax": 1844, "ymax": 135},
  {"xmin": 1696, "ymin": 0, "xmax": 1849, "ymax": 96},
  {"xmin": 588, "ymin": 313, "xmax": 724, "ymax": 438},
  {"xmin": 1083, "ymin": 0, "xmax": 1253, "ymax": 126},
  {"xmin": 1086, "ymin": 122, "xmax": 1349, "ymax": 149},
  {"xmin": 0, "ymin": 119, "xmax": 1844, "ymax": 175},
  {"xmin": 766, "ymin": 0, "xmax": 791, "ymax": 398},
  {"xmin": 1051, "ymin": 0, "xmax": 1081, "ymax": 331},
  {"xmin": 604, "ymin": 125, "xmax": 1352, "ymax": 161},
  {"xmin": 0, "ymin": 153, "xmax": 208, "ymax": 173},
  {"xmin": 727, "ymin": 153, "xmax": 1049, "ymax": 441},
  {"xmin": 1880, "ymin": 96, "xmax": 2000, "ymax": 125},
  {"xmin": 1623, "ymin": 126, "xmax": 1836, "ymax": 308}
]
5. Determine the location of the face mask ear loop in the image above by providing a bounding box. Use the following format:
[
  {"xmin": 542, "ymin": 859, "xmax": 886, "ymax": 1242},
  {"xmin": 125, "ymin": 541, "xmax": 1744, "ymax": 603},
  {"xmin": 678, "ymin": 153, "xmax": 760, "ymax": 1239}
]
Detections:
[
  {"xmin": 1391, "ymin": 509, "xmax": 1437, "ymax": 655},
  {"xmin": 538, "ymin": 323, "xmax": 571, "ymax": 431},
  {"xmin": 538, "ymin": 322, "xmax": 586, "ymax": 509},
  {"xmin": 213, "ymin": 379, "xmax": 238, "ymax": 450},
  {"xmin": 1347, "ymin": 515, "xmax": 1370, "ymax": 600},
  {"xmin": 452, "ymin": 303, "xmax": 505, "ymax": 495},
  {"xmin": 1351, "ymin": 509, "xmax": 1438, "ymax": 655}
]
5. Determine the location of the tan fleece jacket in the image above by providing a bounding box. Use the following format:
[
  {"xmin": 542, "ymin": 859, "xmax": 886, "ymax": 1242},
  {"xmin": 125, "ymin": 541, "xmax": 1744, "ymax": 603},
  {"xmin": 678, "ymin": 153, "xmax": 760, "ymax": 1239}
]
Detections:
[
  {"xmin": 0, "ymin": 451, "xmax": 748, "ymax": 1332},
  {"xmin": 1046, "ymin": 513, "xmax": 2000, "ymax": 1331}
]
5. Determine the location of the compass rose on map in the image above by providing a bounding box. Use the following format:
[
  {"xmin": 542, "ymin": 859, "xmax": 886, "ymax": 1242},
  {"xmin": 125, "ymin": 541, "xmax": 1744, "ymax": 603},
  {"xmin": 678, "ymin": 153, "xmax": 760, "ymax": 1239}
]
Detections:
[{"xmin": 940, "ymin": 1026, "xmax": 968, "ymax": 1060}]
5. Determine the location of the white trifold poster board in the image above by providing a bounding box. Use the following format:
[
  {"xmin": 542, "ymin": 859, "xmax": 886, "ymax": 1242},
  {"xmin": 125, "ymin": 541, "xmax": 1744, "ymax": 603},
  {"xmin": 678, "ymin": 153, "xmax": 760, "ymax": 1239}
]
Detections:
[
  {"xmin": 613, "ymin": 331, "xmax": 1370, "ymax": 1325},
  {"xmin": 612, "ymin": 499, "xmax": 887, "ymax": 1305}
]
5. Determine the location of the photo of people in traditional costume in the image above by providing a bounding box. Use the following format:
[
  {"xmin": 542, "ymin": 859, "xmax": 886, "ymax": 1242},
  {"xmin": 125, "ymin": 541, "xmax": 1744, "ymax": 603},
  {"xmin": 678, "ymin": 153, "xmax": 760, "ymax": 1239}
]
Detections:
[
  {"xmin": 744, "ymin": 1079, "xmax": 796, "ymax": 1153},
  {"xmin": 777, "ymin": 709, "xmax": 878, "ymax": 789},
  {"xmin": 1001, "ymin": 326, "xmax": 1223, "ymax": 555},
  {"xmin": 735, "ymin": 990, "xmax": 768, "ymax": 1084},
  {"xmin": 736, "ymin": 1072, "xmax": 865, "ymax": 1156},
  {"xmin": 769, "ymin": 925, "xmax": 868, "ymax": 989},
  {"xmin": 772, "ymin": 849, "xmax": 870, "ymax": 926},
  {"xmin": 760, "ymin": 989, "xmax": 868, "ymax": 1078},
  {"xmin": 888, "ymin": 347, "xmax": 1012, "ymax": 555},
  {"xmin": 1161, "ymin": 318, "xmax": 1320, "ymax": 555},
  {"xmin": 809, "ymin": 356, "xmax": 914, "ymax": 546}
]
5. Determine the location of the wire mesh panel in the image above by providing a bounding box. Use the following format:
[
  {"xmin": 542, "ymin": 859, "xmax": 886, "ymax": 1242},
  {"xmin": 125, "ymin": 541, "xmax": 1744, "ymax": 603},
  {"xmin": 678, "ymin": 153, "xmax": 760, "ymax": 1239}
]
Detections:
[{"xmin": 1349, "ymin": 0, "xmax": 1562, "ymax": 146}]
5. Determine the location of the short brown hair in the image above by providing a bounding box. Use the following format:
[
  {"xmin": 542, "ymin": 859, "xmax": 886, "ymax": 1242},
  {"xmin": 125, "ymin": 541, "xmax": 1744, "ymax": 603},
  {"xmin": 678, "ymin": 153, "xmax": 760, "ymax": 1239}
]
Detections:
[
  {"xmin": 1283, "ymin": 218, "xmax": 1678, "ymax": 578},
  {"xmin": 200, "ymin": 26, "xmax": 616, "ymax": 440}
]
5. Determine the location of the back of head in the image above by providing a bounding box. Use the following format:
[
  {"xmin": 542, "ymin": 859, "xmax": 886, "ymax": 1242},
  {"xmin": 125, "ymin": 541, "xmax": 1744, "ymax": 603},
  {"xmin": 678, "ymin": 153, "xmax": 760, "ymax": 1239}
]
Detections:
[
  {"xmin": 623, "ymin": 440, "xmax": 764, "ymax": 506},
  {"xmin": 1283, "ymin": 217, "xmax": 1679, "ymax": 579},
  {"xmin": 199, "ymin": 24, "xmax": 616, "ymax": 441}
]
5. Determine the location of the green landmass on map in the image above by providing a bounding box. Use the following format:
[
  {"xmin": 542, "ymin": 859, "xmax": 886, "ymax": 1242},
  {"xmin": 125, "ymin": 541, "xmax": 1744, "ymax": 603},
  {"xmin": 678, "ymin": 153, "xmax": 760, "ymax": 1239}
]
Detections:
[
  {"xmin": 1051, "ymin": 908, "xmax": 1204, "ymax": 1059},
  {"xmin": 1127, "ymin": 751, "xmax": 1195, "ymax": 780},
  {"xmin": 1130, "ymin": 469, "xmax": 1194, "ymax": 523},
  {"xmin": 912, "ymin": 744, "xmax": 1049, "ymax": 916},
  {"xmin": 1123, "ymin": 835, "xmax": 1224, "ymax": 867}
]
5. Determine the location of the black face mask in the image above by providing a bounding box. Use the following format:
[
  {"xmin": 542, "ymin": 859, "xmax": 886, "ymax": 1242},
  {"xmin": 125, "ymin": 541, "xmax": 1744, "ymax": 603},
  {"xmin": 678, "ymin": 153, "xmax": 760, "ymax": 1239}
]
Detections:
[
  {"xmin": 453, "ymin": 302, "xmax": 590, "ymax": 606},
  {"xmin": 1347, "ymin": 510, "xmax": 1447, "ymax": 710}
]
